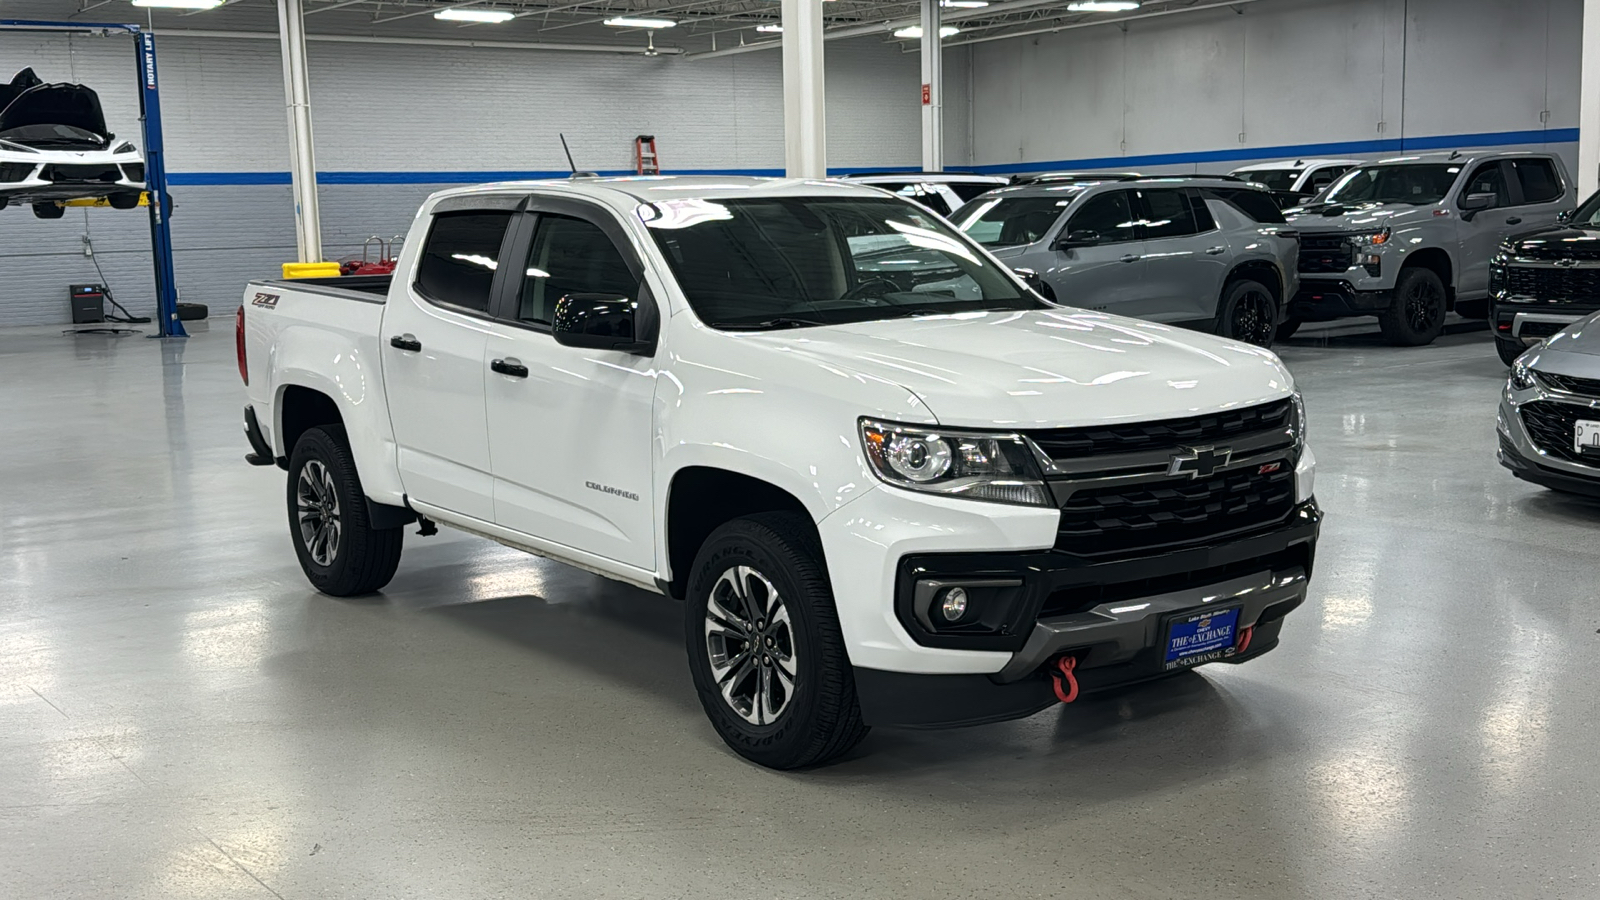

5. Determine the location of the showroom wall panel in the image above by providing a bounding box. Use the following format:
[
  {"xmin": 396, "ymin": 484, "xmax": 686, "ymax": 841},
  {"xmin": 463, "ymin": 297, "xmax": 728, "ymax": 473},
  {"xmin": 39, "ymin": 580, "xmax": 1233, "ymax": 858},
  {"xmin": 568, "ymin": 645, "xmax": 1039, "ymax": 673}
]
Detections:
[
  {"xmin": 0, "ymin": 32, "xmax": 944, "ymax": 326},
  {"xmin": 968, "ymin": 0, "xmax": 1582, "ymax": 173}
]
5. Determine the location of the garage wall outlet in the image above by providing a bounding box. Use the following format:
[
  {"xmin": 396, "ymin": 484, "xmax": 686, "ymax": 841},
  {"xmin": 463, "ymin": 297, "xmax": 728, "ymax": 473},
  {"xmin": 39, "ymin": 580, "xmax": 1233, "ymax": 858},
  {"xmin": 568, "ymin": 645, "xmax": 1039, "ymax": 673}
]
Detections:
[{"xmin": 81, "ymin": 235, "xmax": 93, "ymax": 258}]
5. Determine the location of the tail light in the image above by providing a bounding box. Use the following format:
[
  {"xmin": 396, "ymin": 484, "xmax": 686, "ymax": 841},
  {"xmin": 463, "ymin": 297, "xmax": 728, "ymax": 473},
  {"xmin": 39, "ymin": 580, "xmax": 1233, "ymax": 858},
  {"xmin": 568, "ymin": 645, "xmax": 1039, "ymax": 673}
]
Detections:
[{"xmin": 236, "ymin": 305, "xmax": 248, "ymax": 385}]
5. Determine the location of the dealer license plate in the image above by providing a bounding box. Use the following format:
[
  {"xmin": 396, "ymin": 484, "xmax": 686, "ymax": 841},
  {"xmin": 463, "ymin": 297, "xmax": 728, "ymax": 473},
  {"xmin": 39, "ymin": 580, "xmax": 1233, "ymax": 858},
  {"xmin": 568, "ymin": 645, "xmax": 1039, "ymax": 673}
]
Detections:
[
  {"xmin": 1163, "ymin": 607, "xmax": 1241, "ymax": 671},
  {"xmin": 1575, "ymin": 420, "xmax": 1600, "ymax": 454}
]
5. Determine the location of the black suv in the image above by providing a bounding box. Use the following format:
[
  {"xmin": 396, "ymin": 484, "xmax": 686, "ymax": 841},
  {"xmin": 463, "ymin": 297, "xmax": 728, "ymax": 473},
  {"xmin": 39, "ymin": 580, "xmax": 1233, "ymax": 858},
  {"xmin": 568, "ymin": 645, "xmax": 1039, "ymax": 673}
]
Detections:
[{"xmin": 1489, "ymin": 189, "xmax": 1600, "ymax": 365}]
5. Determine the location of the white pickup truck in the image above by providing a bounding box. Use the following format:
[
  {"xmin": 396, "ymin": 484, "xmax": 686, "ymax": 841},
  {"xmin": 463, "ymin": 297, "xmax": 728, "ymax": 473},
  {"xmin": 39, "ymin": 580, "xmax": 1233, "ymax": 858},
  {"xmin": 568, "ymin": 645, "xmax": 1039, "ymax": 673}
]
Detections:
[{"xmin": 239, "ymin": 176, "xmax": 1321, "ymax": 769}]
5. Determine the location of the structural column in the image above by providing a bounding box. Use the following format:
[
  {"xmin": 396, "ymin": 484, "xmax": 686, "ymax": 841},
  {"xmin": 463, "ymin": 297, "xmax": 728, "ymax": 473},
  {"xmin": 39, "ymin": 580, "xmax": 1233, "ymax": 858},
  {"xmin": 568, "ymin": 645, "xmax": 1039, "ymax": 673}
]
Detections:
[
  {"xmin": 920, "ymin": 0, "xmax": 943, "ymax": 172},
  {"xmin": 781, "ymin": 0, "xmax": 826, "ymax": 179},
  {"xmin": 277, "ymin": 0, "xmax": 323, "ymax": 262},
  {"xmin": 1582, "ymin": 0, "xmax": 1600, "ymax": 198}
]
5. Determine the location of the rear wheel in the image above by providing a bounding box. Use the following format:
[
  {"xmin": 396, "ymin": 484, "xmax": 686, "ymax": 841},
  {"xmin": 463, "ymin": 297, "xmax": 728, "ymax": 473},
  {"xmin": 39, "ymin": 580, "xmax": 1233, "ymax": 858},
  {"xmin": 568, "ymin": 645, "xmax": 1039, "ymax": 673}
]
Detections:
[
  {"xmin": 1378, "ymin": 267, "xmax": 1448, "ymax": 346},
  {"xmin": 287, "ymin": 425, "xmax": 403, "ymax": 596},
  {"xmin": 1214, "ymin": 278, "xmax": 1278, "ymax": 348},
  {"xmin": 1496, "ymin": 338, "xmax": 1526, "ymax": 367},
  {"xmin": 684, "ymin": 512, "xmax": 868, "ymax": 769},
  {"xmin": 32, "ymin": 202, "xmax": 63, "ymax": 220}
]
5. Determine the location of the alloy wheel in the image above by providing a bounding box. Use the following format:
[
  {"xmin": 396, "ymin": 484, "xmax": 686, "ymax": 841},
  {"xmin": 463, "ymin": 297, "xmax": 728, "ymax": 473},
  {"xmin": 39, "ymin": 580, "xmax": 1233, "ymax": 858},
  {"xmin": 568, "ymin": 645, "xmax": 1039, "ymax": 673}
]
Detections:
[
  {"xmin": 296, "ymin": 459, "xmax": 342, "ymax": 566},
  {"xmin": 704, "ymin": 565, "xmax": 798, "ymax": 726},
  {"xmin": 1232, "ymin": 287, "xmax": 1276, "ymax": 347},
  {"xmin": 1405, "ymin": 279, "xmax": 1444, "ymax": 333}
]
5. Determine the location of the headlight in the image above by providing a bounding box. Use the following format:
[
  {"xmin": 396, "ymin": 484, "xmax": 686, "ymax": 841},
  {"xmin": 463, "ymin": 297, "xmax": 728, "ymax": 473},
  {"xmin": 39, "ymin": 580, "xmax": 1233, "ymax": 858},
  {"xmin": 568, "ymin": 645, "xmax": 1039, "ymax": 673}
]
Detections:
[
  {"xmin": 1350, "ymin": 228, "xmax": 1390, "ymax": 248},
  {"xmin": 1291, "ymin": 391, "xmax": 1307, "ymax": 445},
  {"xmin": 859, "ymin": 419, "xmax": 1052, "ymax": 507},
  {"xmin": 114, "ymin": 142, "xmax": 137, "ymax": 154},
  {"xmin": 1510, "ymin": 359, "xmax": 1537, "ymax": 391}
]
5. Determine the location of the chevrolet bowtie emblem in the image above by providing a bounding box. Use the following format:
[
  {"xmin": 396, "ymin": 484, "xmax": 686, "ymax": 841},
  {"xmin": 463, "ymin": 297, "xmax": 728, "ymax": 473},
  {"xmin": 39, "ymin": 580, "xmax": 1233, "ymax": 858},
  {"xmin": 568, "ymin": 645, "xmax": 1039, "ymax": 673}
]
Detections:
[{"xmin": 1168, "ymin": 445, "xmax": 1232, "ymax": 479}]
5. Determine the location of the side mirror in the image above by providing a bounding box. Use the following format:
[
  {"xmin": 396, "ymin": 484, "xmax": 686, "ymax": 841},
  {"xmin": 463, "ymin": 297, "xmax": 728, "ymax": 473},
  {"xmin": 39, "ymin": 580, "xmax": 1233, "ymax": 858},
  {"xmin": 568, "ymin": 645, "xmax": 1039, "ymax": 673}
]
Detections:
[
  {"xmin": 1012, "ymin": 267, "xmax": 1054, "ymax": 301},
  {"xmin": 1558, "ymin": 209, "xmax": 1575, "ymax": 224},
  {"xmin": 1055, "ymin": 229, "xmax": 1101, "ymax": 249},
  {"xmin": 552, "ymin": 292, "xmax": 656, "ymax": 355},
  {"xmin": 1459, "ymin": 192, "xmax": 1495, "ymax": 211}
]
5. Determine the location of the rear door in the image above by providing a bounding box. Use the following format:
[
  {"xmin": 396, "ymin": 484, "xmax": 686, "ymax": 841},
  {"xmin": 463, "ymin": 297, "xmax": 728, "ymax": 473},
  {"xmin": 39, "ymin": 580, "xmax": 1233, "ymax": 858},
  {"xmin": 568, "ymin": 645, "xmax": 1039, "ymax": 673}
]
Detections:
[
  {"xmin": 1045, "ymin": 189, "xmax": 1148, "ymax": 314},
  {"xmin": 1133, "ymin": 187, "xmax": 1229, "ymax": 322},
  {"xmin": 1506, "ymin": 157, "xmax": 1569, "ymax": 232},
  {"xmin": 380, "ymin": 195, "xmax": 520, "ymax": 521},
  {"xmin": 480, "ymin": 197, "xmax": 658, "ymax": 569}
]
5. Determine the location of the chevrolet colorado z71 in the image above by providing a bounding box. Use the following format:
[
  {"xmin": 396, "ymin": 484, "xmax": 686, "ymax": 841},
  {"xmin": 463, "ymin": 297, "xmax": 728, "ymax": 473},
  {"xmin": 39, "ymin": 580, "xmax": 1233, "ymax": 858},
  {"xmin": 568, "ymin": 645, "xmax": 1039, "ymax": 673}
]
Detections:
[{"xmin": 239, "ymin": 176, "xmax": 1320, "ymax": 768}]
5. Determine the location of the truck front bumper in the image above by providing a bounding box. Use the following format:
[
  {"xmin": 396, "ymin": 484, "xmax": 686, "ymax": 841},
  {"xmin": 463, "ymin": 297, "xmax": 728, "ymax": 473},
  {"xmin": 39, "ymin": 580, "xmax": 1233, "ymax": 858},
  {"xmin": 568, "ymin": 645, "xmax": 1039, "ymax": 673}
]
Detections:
[
  {"xmin": 833, "ymin": 497, "xmax": 1320, "ymax": 728},
  {"xmin": 1289, "ymin": 279, "xmax": 1394, "ymax": 320}
]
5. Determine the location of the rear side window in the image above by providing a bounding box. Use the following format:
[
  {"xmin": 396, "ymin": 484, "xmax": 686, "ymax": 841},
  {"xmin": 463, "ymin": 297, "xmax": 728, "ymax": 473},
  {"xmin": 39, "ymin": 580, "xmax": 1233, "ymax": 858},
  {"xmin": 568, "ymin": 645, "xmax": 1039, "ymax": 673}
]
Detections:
[
  {"xmin": 1204, "ymin": 187, "xmax": 1287, "ymax": 224},
  {"xmin": 1137, "ymin": 188, "xmax": 1206, "ymax": 239},
  {"xmin": 517, "ymin": 214, "xmax": 636, "ymax": 325},
  {"xmin": 414, "ymin": 211, "xmax": 514, "ymax": 313},
  {"xmin": 1306, "ymin": 166, "xmax": 1348, "ymax": 192},
  {"xmin": 948, "ymin": 182, "xmax": 999, "ymax": 203},
  {"xmin": 1512, "ymin": 158, "xmax": 1563, "ymax": 204}
]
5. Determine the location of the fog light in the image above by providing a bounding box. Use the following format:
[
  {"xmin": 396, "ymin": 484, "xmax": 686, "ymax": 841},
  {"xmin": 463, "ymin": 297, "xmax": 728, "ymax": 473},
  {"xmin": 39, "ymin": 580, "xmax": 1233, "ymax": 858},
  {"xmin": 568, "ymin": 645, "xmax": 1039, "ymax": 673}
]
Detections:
[{"xmin": 939, "ymin": 587, "xmax": 969, "ymax": 622}]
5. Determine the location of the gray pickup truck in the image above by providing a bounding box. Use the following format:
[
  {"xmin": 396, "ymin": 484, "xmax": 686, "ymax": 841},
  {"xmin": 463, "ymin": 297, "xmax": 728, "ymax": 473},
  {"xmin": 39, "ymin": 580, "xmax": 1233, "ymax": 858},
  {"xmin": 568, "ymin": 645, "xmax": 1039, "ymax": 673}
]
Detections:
[{"xmin": 1283, "ymin": 151, "xmax": 1575, "ymax": 345}]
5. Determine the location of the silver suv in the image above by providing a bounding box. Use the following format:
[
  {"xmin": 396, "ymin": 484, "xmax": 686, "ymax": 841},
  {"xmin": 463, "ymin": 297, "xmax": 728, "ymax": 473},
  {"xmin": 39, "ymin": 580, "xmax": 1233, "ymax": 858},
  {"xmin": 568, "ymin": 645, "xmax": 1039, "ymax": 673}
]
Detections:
[
  {"xmin": 952, "ymin": 176, "xmax": 1299, "ymax": 347},
  {"xmin": 1284, "ymin": 151, "xmax": 1575, "ymax": 345}
]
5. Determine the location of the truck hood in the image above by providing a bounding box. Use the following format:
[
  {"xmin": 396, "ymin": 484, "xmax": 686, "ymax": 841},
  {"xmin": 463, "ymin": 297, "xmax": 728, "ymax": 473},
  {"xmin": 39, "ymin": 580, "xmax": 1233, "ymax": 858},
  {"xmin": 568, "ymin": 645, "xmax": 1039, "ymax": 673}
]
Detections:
[
  {"xmin": 1500, "ymin": 224, "xmax": 1600, "ymax": 260},
  {"xmin": 747, "ymin": 309, "xmax": 1294, "ymax": 429},
  {"xmin": 1285, "ymin": 200, "xmax": 1436, "ymax": 233}
]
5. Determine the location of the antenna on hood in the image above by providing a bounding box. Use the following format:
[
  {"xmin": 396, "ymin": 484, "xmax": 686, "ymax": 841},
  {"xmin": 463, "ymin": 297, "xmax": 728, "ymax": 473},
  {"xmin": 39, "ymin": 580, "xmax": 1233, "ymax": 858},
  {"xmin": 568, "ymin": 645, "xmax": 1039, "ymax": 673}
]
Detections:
[{"xmin": 560, "ymin": 133, "xmax": 597, "ymax": 178}]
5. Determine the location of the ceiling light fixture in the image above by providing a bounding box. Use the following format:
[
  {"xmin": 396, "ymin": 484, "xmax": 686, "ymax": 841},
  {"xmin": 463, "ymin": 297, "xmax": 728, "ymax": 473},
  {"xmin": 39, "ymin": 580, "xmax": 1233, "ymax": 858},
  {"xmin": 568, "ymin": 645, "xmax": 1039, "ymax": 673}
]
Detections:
[
  {"xmin": 129, "ymin": 0, "xmax": 224, "ymax": 8},
  {"xmin": 604, "ymin": 16, "xmax": 677, "ymax": 28},
  {"xmin": 756, "ymin": 23, "xmax": 783, "ymax": 32},
  {"xmin": 1066, "ymin": 1, "xmax": 1142, "ymax": 11},
  {"xmin": 434, "ymin": 8, "xmax": 514, "ymax": 22},
  {"xmin": 941, "ymin": 0, "xmax": 989, "ymax": 7},
  {"xmin": 893, "ymin": 25, "xmax": 960, "ymax": 39}
]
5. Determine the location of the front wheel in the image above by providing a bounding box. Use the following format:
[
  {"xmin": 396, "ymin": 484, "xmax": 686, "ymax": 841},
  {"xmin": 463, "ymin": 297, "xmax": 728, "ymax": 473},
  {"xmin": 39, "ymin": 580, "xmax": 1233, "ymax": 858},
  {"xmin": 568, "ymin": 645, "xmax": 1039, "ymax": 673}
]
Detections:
[
  {"xmin": 287, "ymin": 425, "xmax": 403, "ymax": 596},
  {"xmin": 684, "ymin": 512, "xmax": 868, "ymax": 769},
  {"xmin": 1378, "ymin": 267, "xmax": 1448, "ymax": 346},
  {"xmin": 1214, "ymin": 278, "xmax": 1278, "ymax": 348}
]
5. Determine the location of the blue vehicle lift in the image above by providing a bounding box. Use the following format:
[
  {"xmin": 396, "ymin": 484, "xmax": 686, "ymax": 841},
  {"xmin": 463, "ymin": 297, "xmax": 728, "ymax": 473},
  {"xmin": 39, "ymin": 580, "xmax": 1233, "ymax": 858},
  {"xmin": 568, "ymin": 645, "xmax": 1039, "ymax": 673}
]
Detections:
[{"xmin": 0, "ymin": 20, "xmax": 185, "ymax": 337}]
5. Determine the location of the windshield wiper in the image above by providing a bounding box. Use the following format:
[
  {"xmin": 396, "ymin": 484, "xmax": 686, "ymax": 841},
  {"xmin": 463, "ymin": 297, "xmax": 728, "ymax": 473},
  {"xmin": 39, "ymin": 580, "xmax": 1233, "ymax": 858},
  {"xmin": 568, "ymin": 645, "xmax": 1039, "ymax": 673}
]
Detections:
[{"xmin": 716, "ymin": 316, "xmax": 831, "ymax": 331}]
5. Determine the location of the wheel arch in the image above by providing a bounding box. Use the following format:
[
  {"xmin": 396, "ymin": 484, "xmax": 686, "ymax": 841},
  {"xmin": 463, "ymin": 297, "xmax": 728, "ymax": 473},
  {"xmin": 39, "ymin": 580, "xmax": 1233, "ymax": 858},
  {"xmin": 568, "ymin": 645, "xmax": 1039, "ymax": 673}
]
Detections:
[
  {"xmin": 1224, "ymin": 259, "xmax": 1285, "ymax": 305},
  {"xmin": 1401, "ymin": 247, "xmax": 1455, "ymax": 304},
  {"xmin": 663, "ymin": 466, "xmax": 815, "ymax": 600}
]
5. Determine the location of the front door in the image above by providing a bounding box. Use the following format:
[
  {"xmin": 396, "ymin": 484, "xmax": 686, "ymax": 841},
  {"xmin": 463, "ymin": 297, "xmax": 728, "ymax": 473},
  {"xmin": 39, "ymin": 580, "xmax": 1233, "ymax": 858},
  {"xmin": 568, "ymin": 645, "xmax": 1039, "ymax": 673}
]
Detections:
[
  {"xmin": 1455, "ymin": 161, "xmax": 1516, "ymax": 298},
  {"xmin": 1133, "ymin": 187, "xmax": 1230, "ymax": 323},
  {"xmin": 381, "ymin": 198, "xmax": 519, "ymax": 521},
  {"xmin": 1046, "ymin": 189, "xmax": 1149, "ymax": 315},
  {"xmin": 482, "ymin": 200, "xmax": 658, "ymax": 570}
]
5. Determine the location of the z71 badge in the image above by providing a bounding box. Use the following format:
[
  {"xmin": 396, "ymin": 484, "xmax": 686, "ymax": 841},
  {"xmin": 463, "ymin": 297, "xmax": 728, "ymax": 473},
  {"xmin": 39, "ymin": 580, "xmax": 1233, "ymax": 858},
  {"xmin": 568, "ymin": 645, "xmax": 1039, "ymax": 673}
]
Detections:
[{"xmin": 251, "ymin": 292, "xmax": 280, "ymax": 309}]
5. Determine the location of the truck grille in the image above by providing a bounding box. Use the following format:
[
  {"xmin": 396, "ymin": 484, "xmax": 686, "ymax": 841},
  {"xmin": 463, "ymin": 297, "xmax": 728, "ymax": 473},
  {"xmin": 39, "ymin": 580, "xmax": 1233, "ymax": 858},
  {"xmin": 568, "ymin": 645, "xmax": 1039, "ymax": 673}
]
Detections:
[
  {"xmin": 1029, "ymin": 398, "xmax": 1293, "ymax": 461},
  {"xmin": 1536, "ymin": 372, "xmax": 1600, "ymax": 398},
  {"xmin": 1519, "ymin": 401, "xmax": 1600, "ymax": 464},
  {"xmin": 1028, "ymin": 399, "xmax": 1300, "ymax": 557},
  {"xmin": 1298, "ymin": 233, "xmax": 1353, "ymax": 274},
  {"xmin": 1502, "ymin": 265, "xmax": 1600, "ymax": 304},
  {"xmin": 41, "ymin": 164, "xmax": 121, "ymax": 184}
]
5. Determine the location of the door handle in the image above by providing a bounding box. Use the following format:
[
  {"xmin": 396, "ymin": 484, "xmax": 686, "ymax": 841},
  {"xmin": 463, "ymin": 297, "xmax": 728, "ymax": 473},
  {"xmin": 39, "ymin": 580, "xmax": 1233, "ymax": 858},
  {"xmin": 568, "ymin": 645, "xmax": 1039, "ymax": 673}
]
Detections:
[
  {"xmin": 1119, "ymin": 254, "xmax": 1140, "ymax": 263},
  {"xmin": 389, "ymin": 334, "xmax": 421, "ymax": 352},
  {"xmin": 1206, "ymin": 246, "xmax": 1227, "ymax": 255},
  {"xmin": 1506, "ymin": 216, "xmax": 1523, "ymax": 225},
  {"xmin": 491, "ymin": 357, "xmax": 529, "ymax": 378}
]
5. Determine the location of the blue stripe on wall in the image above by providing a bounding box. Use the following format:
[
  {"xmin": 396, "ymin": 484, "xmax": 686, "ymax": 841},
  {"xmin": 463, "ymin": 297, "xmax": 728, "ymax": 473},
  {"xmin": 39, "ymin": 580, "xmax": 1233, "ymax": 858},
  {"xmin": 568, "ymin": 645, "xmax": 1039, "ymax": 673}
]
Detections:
[{"xmin": 165, "ymin": 128, "xmax": 1581, "ymax": 186}]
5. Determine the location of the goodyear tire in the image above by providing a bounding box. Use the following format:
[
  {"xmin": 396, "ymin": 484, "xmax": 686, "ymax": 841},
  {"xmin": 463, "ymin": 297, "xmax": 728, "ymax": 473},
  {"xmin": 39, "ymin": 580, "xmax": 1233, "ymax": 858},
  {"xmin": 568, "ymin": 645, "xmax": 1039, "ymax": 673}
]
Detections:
[{"xmin": 286, "ymin": 425, "xmax": 403, "ymax": 596}]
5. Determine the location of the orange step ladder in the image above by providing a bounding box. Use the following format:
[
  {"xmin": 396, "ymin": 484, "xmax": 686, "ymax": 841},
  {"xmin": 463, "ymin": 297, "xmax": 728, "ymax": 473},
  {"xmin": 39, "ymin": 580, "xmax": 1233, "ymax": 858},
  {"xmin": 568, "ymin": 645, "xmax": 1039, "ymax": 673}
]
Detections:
[{"xmin": 635, "ymin": 135, "xmax": 660, "ymax": 175}]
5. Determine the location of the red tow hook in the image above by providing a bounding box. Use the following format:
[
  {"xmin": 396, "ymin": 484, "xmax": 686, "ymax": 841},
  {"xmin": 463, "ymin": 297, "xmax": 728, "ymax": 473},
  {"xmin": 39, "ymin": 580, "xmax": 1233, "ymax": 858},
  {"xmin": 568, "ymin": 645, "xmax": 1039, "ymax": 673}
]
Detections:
[
  {"xmin": 1236, "ymin": 624, "xmax": 1255, "ymax": 655},
  {"xmin": 1050, "ymin": 656, "xmax": 1080, "ymax": 704}
]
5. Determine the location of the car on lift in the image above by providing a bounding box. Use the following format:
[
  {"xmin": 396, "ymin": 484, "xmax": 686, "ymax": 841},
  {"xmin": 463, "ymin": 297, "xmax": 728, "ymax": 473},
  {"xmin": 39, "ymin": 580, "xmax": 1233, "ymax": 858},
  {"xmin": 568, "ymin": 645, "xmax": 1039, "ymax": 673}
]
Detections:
[
  {"xmin": 836, "ymin": 171, "xmax": 1008, "ymax": 216},
  {"xmin": 1282, "ymin": 152, "xmax": 1575, "ymax": 345},
  {"xmin": 1498, "ymin": 312, "xmax": 1600, "ymax": 496},
  {"xmin": 1230, "ymin": 158, "xmax": 1362, "ymax": 208},
  {"xmin": 1487, "ymin": 190, "xmax": 1600, "ymax": 365},
  {"xmin": 237, "ymin": 176, "xmax": 1319, "ymax": 769},
  {"xmin": 951, "ymin": 176, "xmax": 1299, "ymax": 347},
  {"xmin": 0, "ymin": 71, "xmax": 146, "ymax": 219}
]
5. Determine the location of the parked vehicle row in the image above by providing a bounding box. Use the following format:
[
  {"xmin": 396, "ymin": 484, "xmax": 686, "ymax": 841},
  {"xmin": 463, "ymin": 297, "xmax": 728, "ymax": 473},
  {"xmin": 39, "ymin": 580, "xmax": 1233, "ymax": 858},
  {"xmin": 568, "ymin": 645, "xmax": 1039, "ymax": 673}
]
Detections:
[
  {"xmin": 0, "ymin": 67, "xmax": 147, "ymax": 218},
  {"xmin": 240, "ymin": 175, "xmax": 1319, "ymax": 769}
]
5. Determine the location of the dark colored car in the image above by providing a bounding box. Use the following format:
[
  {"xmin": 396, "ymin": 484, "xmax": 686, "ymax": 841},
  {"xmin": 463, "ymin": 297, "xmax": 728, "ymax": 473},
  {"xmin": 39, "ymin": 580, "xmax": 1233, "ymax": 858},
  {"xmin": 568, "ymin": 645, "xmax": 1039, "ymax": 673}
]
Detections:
[{"xmin": 1488, "ymin": 190, "xmax": 1600, "ymax": 365}]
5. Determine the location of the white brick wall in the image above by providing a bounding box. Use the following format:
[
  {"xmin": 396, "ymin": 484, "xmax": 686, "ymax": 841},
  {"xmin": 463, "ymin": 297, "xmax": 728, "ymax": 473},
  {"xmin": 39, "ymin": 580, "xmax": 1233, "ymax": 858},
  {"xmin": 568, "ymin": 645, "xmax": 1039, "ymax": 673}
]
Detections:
[{"xmin": 0, "ymin": 31, "xmax": 954, "ymax": 325}]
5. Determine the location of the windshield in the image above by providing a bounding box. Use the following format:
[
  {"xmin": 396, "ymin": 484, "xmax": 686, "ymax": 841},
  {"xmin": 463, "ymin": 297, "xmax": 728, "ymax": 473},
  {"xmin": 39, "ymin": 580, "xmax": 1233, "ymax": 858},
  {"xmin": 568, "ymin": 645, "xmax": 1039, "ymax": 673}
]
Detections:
[
  {"xmin": 951, "ymin": 195, "xmax": 1075, "ymax": 247},
  {"xmin": 1237, "ymin": 169, "xmax": 1300, "ymax": 192},
  {"xmin": 642, "ymin": 196, "xmax": 1041, "ymax": 331},
  {"xmin": 1322, "ymin": 163, "xmax": 1462, "ymax": 205},
  {"xmin": 0, "ymin": 123, "xmax": 106, "ymax": 148}
]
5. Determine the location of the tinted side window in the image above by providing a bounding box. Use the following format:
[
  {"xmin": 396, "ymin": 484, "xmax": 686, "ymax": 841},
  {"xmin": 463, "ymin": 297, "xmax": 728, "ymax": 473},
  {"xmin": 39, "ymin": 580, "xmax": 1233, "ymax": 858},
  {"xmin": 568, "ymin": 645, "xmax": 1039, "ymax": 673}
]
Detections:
[
  {"xmin": 1512, "ymin": 158, "xmax": 1562, "ymax": 204},
  {"xmin": 948, "ymin": 182, "xmax": 999, "ymax": 203},
  {"xmin": 1065, "ymin": 190, "xmax": 1138, "ymax": 244},
  {"xmin": 1138, "ymin": 189, "xmax": 1203, "ymax": 239},
  {"xmin": 517, "ymin": 214, "xmax": 636, "ymax": 325},
  {"xmin": 415, "ymin": 211, "xmax": 514, "ymax": 312},
  {"xmin": 1307, "ymin": 167, "xmax": 1347, "ymax": 191},
  {"xmin": 1205, "ymin": 188, "xmax": 1287, "ymax": 224},
  {"xmin": 1464, "ymin": 162, "xmax": 1510, "ymax": 208}
]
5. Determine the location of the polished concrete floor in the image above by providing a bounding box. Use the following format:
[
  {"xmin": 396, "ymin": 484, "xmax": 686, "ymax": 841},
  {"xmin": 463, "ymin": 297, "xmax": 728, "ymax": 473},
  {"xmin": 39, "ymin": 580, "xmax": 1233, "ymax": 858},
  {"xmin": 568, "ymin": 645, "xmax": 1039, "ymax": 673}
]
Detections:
[{"xmin": 2, "ymin": 317, "xmax": 1597, "ymax": 899}]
